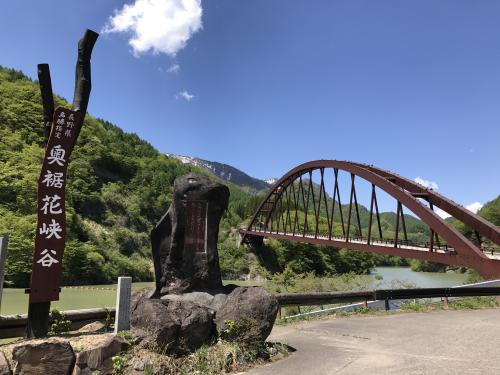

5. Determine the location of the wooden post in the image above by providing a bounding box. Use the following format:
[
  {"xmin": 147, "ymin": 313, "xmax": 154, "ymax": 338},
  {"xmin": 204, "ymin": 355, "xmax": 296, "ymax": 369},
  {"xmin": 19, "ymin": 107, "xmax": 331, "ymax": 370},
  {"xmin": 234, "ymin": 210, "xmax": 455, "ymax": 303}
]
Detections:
[
  {"xmin": 443, "ymin": 296, "xmax": 449, "ymax": 309},
  {"xmin": 26, "ymin": 302, "xmax": 51, "ymax": 338},
  {"xmin": 385, "ymin": 299, "xmax": 390, "ymax": 311},
  {"xmin": 26, "ymin": 29, "xmax": 98, "ymax": 338},
  {"xmin": 37, "ymin": 64, "xmax": 54, "ymax": 145},
  {"xmin": 0, "ymin": 235, "xmax": 8, "ymax": 313},
  {"xmin": 25, "ymin": 64, "xmax": 55, "ymax": 339},
  {"xmin": 114, "ymin": 277, "xmax": 132, "ymax": 333}
]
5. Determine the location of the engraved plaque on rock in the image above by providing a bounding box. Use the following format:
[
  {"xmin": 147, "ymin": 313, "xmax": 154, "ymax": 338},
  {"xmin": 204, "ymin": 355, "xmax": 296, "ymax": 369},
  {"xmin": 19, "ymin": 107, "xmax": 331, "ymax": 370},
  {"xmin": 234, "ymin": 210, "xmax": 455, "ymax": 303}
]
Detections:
[{"xmin": 185, "ymin": 200, "xmax": 208, "ymax": 253}]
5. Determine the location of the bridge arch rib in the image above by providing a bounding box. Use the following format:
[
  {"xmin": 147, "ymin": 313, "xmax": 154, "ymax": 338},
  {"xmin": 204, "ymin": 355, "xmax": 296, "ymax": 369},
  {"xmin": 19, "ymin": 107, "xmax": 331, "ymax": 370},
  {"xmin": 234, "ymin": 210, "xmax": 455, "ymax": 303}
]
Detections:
[{"xmin": 240, "ymin": 160, "xmax": 500, "ymax": 279}]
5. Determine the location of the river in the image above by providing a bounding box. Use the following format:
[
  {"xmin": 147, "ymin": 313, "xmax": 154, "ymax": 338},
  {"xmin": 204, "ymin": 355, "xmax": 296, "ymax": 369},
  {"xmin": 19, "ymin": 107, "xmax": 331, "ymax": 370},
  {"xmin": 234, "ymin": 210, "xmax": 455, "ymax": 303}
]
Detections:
[
  {"xmin": 0, "ymin": 268, "xmax": 468, "ymax": 315},
  {"xmin": 371, "ymin": 266, "xmax": 468, "ymax": 288}
]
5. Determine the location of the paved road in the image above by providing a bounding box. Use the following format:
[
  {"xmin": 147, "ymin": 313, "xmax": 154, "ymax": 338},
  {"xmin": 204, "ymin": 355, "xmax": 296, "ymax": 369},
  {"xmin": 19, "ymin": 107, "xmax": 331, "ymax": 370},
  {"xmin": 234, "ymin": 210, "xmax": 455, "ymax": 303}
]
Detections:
[{"xmin": 246, "ymin": 309, "xmax": 500, "ymax": 375}]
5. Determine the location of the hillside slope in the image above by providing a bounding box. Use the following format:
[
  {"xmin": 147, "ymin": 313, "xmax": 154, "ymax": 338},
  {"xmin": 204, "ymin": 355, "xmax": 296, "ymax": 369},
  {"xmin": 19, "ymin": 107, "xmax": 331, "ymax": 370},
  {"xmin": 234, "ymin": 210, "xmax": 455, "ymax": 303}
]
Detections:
[
  {"xmin": 2, "ymin": 66, "xmax": 497, "ymax": 287},
  {"xmin": 479, "ymin": 195, "xmax": 500, "ymax": 226},
  {"xmin": 0, "ymin": 66, "xmax": 259, "ymax": 287}
]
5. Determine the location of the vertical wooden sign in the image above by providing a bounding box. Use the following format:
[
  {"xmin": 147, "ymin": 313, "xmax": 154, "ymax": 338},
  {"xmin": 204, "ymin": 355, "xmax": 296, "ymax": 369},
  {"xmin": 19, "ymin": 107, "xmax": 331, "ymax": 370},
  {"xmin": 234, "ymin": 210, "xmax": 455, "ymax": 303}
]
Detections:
[
  {"xmin": 184, "ymin": 200, "xmax": 208, "ymax": 253},
  {"xmin": 29, "ymin": 107, "xmax": 83, "ymax": 303}
]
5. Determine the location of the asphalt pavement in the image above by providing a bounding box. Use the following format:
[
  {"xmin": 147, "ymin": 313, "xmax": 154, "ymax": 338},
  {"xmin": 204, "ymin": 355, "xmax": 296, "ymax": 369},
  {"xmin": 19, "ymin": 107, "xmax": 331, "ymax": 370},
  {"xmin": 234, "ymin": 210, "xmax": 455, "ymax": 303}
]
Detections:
[{"xmin": 245, "ymin": 309, "xmax": 500, "ymax": 375}]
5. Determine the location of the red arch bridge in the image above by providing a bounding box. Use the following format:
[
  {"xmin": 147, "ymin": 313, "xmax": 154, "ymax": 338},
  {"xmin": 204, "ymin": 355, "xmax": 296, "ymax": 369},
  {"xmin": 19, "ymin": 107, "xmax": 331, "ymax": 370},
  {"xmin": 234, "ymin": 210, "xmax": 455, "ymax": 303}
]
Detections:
[{"xmin": 240, "ymin": 160, "xmax": 500, "ymax": 279}]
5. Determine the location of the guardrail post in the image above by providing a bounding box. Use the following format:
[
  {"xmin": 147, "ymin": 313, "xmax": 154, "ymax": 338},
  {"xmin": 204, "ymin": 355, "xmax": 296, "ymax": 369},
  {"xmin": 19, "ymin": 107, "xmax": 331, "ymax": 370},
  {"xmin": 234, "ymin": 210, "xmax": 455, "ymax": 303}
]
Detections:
[
  {"xmin": 384, "ymin": 299, "xmax": 390, "ymax": 311},
  {"xmin": 0, "ymin": 235, "xmax": 8, "ymax": 313},
  {"xmin": 443, "ymin": 296, "xmax": 449, "ymax": 309},
  {"xmin": 114, "ymin": 276, "xmax": 132, "ymax": 333}
]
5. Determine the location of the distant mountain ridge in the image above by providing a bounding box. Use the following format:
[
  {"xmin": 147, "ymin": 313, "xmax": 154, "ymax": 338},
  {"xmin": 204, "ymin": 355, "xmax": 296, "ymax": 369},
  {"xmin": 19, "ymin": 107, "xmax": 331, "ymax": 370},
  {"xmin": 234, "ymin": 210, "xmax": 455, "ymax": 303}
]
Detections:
[{"xmin": 166, "ymin": 153, "xmax": 272, "ymax": 191}]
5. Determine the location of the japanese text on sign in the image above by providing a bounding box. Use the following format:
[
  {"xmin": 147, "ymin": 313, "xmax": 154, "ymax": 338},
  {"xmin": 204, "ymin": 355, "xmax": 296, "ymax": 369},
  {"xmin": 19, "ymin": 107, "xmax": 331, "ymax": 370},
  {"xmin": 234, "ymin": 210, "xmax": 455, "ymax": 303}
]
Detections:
[
  {"xmin": 31, "ymin": 107, "xmax": 83, "ymax": 303},
  {"xmin": 184, "ymin": 200, "xmax": 208, "ymax": 253}
]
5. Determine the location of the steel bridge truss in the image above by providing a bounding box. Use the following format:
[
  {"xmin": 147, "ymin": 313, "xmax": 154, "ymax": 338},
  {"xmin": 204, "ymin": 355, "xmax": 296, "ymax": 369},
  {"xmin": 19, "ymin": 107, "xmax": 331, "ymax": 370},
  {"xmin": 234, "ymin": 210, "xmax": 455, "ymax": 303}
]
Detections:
[{"xmin": 240, "ymin": 161, "xmax": 500, "ymax": 279}]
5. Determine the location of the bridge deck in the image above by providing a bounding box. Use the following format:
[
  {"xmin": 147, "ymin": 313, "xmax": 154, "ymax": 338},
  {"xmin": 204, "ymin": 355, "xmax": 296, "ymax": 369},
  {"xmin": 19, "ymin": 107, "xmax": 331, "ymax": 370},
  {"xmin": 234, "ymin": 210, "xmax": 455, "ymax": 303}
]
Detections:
[{"xmin": 243, "ymin": 229, "xmax": 500, "ymax": 260}]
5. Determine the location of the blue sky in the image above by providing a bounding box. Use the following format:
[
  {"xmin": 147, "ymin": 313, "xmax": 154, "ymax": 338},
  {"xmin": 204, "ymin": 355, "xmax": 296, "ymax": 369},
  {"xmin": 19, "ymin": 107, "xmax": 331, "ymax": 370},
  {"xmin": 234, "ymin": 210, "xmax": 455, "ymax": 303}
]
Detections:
[{"xmin": 1, "ymin": 0, "xmax": 499, "ymax": 214}]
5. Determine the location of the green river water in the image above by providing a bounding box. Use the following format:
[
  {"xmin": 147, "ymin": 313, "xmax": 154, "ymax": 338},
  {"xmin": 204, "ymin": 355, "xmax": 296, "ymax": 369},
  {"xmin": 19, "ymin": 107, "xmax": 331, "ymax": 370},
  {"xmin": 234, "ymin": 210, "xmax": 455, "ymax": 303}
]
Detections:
[{"xmin": 0, "ymin": 268, "xmax": 468, "ymax": 315}]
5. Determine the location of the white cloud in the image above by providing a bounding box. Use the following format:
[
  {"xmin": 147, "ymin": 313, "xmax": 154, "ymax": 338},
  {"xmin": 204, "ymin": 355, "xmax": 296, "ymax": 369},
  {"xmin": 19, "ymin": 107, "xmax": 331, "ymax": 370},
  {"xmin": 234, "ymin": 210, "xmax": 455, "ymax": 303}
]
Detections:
[
  {"xmin": 102, "ymin": 0, "xmax": 203, "ymax": 56},
  {"xmin": 466, "ymin": 202, "xmax": 483, "ymax": 214},
  {"xmin": 434, "ymin": 207, "xmax": 451, "ymax": 220},
  {"xmin": 167, "ymin": 64, "xmax": 180, "ymax": 73},
  {"xmin": 414, "ymin": 177, "xmax": 439, "ymax": 190},
  {"xmin": 176, "ymin": 90, "xmax": 195, "ymax": 101},
  {"xmin": 433, "ymin": 202, "xmax": 482, "ymax": 219}
]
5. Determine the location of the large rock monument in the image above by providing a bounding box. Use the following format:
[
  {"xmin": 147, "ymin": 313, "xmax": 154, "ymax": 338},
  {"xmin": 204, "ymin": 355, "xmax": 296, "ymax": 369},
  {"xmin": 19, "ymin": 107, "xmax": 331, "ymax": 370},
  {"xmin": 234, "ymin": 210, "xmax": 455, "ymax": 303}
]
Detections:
[
  {"xmin": 151, "ymin": 172, "xmax": 228, "ymax": 295},
  {"xmin": 131, "ymin": 173, "xmax": 278, "ymax": 355}
]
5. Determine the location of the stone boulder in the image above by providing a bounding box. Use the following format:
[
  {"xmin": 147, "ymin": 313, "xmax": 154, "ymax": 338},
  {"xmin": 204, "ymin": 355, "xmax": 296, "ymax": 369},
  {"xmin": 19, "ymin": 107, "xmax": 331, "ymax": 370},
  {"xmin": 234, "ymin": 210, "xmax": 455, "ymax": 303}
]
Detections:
[
  {"xmin": 215, "ymin": 287, "xmax": 279, "ymax": 343},
  {"xmin": 72, "ymin": 335, "xmax": 130, "ymax": 375},
  {"xmin": 130, "ymin": 294, "xmax": 216, "ymax": 355},
  {"xmin": 151, "ymin": 173, "xmax": 230, "ymax": 295},
  {"xmin": 0, "ymin": 351, "xmax": 11, "ymax": 375},
  {"xmin": 160, "ymin": 290, "xmax": 229, "ymax": 312},
  {"xmin": 12, "ymin": 338, "xmax": 75, "ymax": 375},
  {"xmin": 77, "ymin": 321, "xmax": 106, "ymax": 334}
]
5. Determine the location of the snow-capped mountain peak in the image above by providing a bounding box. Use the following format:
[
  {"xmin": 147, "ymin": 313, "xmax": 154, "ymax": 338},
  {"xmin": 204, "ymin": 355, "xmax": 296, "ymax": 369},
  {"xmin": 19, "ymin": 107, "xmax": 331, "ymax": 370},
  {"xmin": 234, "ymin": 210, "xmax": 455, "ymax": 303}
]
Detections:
[
  {"xmin": 165, "ymin": 153, "xmax": 271, "ymax": 191},
  {"xmin": 265, "ymin": 178, "xmax": 277, "ymax": 186}
]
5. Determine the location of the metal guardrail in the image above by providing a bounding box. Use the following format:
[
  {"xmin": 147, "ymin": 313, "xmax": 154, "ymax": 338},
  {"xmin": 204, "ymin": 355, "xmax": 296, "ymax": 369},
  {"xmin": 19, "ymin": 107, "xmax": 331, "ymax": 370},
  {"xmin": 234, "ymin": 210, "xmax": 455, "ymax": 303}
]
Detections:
[
  {"xmin": 1, "ymin": 287, "xmax": 499, "ymax": 339},
  {"xmin": 276, "ymin": 287, "xmax": 500, "ymax": 306}
]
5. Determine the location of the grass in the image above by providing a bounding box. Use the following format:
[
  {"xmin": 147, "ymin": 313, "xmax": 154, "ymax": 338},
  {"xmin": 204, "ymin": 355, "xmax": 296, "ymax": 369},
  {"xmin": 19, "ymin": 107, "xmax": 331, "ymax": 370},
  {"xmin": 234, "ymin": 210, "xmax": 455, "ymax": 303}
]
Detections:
[
  {"xmin": 449, "ymin": 296, "xmax": 500, "ymax": 309},
  {"xmin": 126, "ymin": 341, "xmax": 291, "ymax": 375},
  {"xmin": 400, "ymin": 296, "xmax": 500, "ymax": 312},
  {"xmin": 276, "ymin": 296, "xmax": 500, "ymax": 325}
]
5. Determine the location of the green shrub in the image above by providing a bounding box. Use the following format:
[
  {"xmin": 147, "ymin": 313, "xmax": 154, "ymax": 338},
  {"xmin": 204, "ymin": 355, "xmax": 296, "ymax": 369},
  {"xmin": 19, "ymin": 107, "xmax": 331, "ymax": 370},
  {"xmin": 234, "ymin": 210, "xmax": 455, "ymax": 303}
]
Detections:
[
  {"xmin": 266, "ymin": 271, "xmax": 373, "ymax": 294},
  {"xmin": 49, "ymin": 309, "xmax": 71, "ymax": 335},
  {"xmin": 219, "ymin": 318, "xmax": 262, "ymax": 347},
  {"xmin": 218, "ymin": 240, "xmax": 250, "ymax": 278},
  {"xmin": 112, "ymin": 353, "xmax": 130, "ymax": 374},
  {"xmin": 450, "ymin": 297, "xmax": 500, "ymax": 310},
  {"xmin": 117, "ymin": 330, "xmax": 134, "ymax": 341}
]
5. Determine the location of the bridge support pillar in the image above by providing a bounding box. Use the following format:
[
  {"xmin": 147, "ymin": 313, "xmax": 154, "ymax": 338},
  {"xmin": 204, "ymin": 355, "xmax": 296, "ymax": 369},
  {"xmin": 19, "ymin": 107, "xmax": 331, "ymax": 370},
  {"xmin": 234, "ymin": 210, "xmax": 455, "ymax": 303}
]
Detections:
[{"xmin": 241, "ymin": 234, "xmax": 264, "ymax": 248}]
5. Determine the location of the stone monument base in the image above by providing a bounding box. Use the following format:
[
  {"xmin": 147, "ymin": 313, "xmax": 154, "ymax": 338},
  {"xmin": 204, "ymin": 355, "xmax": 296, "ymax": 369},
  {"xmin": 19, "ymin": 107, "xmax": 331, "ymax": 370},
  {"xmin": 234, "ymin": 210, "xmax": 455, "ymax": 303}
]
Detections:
[{"xmin": 130, "ymin": 286, "xmax": 279, "ymax": 355}]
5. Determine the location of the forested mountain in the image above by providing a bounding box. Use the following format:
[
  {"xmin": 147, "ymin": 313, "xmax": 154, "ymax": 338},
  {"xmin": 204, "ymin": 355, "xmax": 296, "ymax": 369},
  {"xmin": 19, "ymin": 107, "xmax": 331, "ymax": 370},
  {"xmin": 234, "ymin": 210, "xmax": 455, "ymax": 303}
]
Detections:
[
  {"xmin": 0, "ymin": 66, "xmax": 259, "ymax": 287},
  {"xmin": 476, "ymin": 196, "xmax": 499, "ymax": 226},
  {"xmin": 1, "ymin": 66, "xmax": 498, "ymax": 287}
]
